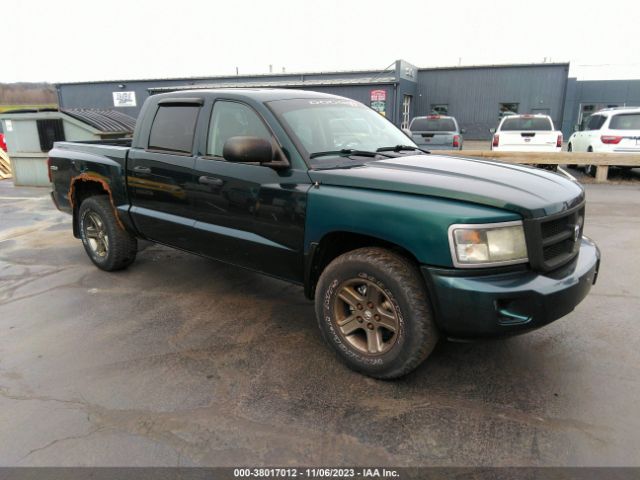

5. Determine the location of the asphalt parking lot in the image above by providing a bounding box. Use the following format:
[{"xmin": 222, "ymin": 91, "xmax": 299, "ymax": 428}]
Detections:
[{"xmin": 0, "ymin": 177, "xmax": 639, "ymax": 467}]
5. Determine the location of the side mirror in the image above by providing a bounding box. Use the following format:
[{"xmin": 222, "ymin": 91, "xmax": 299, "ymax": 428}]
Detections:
[
  {"xmin": 402, "ymin": 128, "xmax": 412, "ymax": 137},
  {"xmin": 489, "ymin": 128, "xmax": 496, "ymax": 134},
  {"xmin": 460, "ymin": 128, "xmax": 467, "ymax": 134},
  {"xmin": 223, "ymin": 136, "xmax": 289, "ymax": 169}
]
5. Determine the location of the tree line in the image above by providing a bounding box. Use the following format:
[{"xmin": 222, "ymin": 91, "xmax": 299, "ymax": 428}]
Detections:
[{"xmin": 0, "ymin": 83, "xmax": 57, "ymax": 105}]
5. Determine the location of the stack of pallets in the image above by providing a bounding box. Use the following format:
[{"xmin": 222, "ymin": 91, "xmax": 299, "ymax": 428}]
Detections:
[{"xmin": 0, "ymin": 150, "xmax": 11, "ymax": 179}]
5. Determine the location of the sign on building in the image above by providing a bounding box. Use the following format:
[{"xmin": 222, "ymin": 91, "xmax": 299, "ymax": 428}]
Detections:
[
  {"xmin": 112, "ymin": 91, "xmax": 137, "ymax": 107},
  {"xmin": 370, "ymin": 89, "xmax": 386, "ymax": 116}
]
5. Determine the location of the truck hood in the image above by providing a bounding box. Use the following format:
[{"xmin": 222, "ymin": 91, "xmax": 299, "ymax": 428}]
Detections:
[{"xmin": 308, "ymin": 154, "xmax": 584, "ymax": 218}]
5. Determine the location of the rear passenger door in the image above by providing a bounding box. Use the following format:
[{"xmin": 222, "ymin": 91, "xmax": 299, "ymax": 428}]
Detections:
[
  {"xmin": 188, "ymin": 99, "xmax": 310, "ymax": 282},
  {"xmin": 127, "ymin": 100, "xmax": 202, "ymax": 249}
]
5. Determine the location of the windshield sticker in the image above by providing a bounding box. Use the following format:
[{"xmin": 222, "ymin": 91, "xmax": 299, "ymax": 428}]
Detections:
[{"xmin": 308, "ymin": 100, "xmax": 359, "ymax": 107}]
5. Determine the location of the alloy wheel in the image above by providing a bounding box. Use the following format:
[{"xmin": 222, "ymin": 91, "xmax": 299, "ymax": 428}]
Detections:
[
  {"xmin": 84, "ymin": 211, "xmax": 109, "ymax": 258},
  {"xmin": 332, "ymin": 278, "xmax": 399, "ymax": 355}
]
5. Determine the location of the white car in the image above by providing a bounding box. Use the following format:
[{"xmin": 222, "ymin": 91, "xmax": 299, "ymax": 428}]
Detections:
[
  {"xmin": 491, "ymin": 114, "xmax": 562, "ymax": 152},
  {"xmin": 567, "ymin": 107, "xmax": 640, "ymax": 175}
]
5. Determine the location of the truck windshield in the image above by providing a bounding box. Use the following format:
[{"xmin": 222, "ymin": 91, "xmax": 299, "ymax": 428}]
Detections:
[
  {"xmin": 410, "ymin": 117, "xmax": 457, "ymax": 132},
  {"xmin": 501, "ymin": 117, "xmax": 553, "ymax": 131},
  {"xmin": 267, "ymin": 98, "xmax": 417, "ymax": 166}
]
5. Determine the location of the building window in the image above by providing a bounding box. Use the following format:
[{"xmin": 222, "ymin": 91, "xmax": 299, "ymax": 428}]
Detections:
[
  {"xmin": 401, "ymin": 95, "xmax": 412, "ymax": 130},
  {"xmin": 430, "ymin": 104, "xmax": 449, "ymax": 115},
  {"xmin": 36, "ymin": 119, "xmax": 65, "ymax": 152},
  {"xmin": 499, "ymin": 103, "xmax": 519, "ymax": 119}
]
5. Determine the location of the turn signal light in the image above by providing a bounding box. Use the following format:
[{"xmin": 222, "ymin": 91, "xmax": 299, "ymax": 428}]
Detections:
[
  {"xmin": 492, "ymin": 134, "xmax": 499, "ymax": 147},
  {"xmin": 453, "ymin": 135, "xmax": 460, "ymax": 148},
  {"xmin": 601, "ymin": 135, "xmax": 623, "ymax": 144}
]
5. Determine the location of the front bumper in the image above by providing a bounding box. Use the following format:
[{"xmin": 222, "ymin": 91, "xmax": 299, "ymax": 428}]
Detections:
[{"xmin": 421, "ymin": 237, "xmax": 600, "ymax": 338}]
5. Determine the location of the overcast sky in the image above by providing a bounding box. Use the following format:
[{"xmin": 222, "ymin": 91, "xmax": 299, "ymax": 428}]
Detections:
[{"xmin": 4, "ymin": 0, "xmax": 639, "ymax": 83}]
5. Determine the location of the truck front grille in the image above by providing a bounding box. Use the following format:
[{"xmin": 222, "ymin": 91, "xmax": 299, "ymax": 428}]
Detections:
[{"xmin": 524, "ymin": 203, "xmax": 585, "ymax": 272}]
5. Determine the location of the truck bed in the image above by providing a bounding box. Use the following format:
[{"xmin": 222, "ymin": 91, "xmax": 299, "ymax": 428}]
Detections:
[
  {"xmin": 52, "ymin": 139, "xmax": 132, "ymax": 167},
  {"xmin": 48, "ymin": 139, "xmax": 133, "ymax": 221}
]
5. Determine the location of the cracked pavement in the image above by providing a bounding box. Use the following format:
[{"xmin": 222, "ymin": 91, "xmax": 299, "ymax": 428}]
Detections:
[{"xmin": 0, "ymin": 179, "xmax": 639, "ymax": 466}]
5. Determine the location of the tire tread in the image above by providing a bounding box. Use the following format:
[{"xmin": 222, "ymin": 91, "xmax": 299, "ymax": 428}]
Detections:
[
  {"xmin": 79, "ymin": 195, "xmax": 137, "ymax": 271},
  {"xmin": 315, "ymin": 247, "xmax": 438, "ymax": 379}
]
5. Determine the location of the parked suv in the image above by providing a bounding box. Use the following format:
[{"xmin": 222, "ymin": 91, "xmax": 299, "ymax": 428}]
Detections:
[
  {"xmin": 567, "ymin": 107, "xmax": 640, "ymax": 176},
  {"xmin": 407, "ymin": 115, "xmax": 464, "ymax": 150}
]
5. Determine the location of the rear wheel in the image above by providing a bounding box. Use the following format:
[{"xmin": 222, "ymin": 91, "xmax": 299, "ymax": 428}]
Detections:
[
  {"xmin": 315, "ymin": 247, "xmax": 438, "ymax": 379},
  {"xmin": 79, "ymin": 196, "xmax": 137, "ymax": 271}
]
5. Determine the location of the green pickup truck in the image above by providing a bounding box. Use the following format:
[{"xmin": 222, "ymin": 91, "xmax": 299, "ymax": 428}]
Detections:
[{"xmin": 49, "ymin": 89, "xmax": 600, "ymax": 378}]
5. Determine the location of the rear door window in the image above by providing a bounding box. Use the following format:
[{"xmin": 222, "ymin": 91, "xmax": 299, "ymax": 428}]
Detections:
[
  {"xmin": 148, "ymin": 105, "xmax": 200, "ymax": 154},
  {"xmin": 609, "ymin": 113, "xmax": 640, "ymax": 130},
  {"xmin": 410, "ymin": 117, "xmax": 456, "ymax": 132},
  {"xmin": 500, "ymin": 117, "xmax": 552, "ymax": 131}
]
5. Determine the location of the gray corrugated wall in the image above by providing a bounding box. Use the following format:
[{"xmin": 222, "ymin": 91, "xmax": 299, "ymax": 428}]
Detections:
[
  {"xmin": 58, "ymin": 81, "xmax": 397, "ymax": 124},
  {"xmin": 415, "ymin": 65, "xmax": 569, "ymax": 139},
  {"xmin": 56, "ymin": 69, "xmax": 393, "ymax": 118},
  {"xmin": 561, "ymin": 79, "xmax": 640, "ymax": 137},
  {"xmin": 561, "ymin": 78, "xmax": 578, "ymax": 137}
]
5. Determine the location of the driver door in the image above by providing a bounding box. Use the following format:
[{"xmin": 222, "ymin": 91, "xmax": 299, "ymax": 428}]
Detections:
[{"xmin": 188, "ymin": 99, "xmax": 310, "ymax": 282}]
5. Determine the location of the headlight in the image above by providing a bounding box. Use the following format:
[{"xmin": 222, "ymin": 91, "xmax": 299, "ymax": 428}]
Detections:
[{"xmin": 448, "ymin": 221, "xmax": 528, "ymax": 268}]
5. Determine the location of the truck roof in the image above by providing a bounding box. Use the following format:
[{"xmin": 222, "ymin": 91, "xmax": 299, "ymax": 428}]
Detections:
[{"xmin": 150, "ymin": 88, "xmax": 346, "ymax": 103}]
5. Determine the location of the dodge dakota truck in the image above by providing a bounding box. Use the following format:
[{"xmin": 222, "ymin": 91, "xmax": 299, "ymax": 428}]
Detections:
[{"xmin": 49, "ymin": 89, "xmax": 600, "ymax": 379}]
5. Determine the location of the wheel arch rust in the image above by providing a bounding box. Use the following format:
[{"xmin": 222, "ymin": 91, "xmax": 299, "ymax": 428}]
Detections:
[{"xmin": 68, "ymin": 173, "xmax": 125, "ymax": 235}]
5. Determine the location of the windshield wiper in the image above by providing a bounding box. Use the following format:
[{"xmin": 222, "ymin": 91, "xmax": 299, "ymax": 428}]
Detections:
[
  {"xmin": 376, "ymin": 145, "xmax": 430, "ymax": 154},
  {"xmin": 310, "ymin": 149, "xmax": 392, "ymax": 159}
]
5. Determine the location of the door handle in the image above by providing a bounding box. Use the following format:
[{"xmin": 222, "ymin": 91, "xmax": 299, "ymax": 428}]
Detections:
[
  {"xmin": 133, "ymin": 166, "xmax": 151, "ymax": 174},
  {"xmin": 199, "ymin": 176, "xmax": 223, "ymax": 187}
]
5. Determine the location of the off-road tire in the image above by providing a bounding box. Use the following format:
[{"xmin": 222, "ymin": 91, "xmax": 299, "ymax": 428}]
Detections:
[
  {"xmin": 78, "ymin": 195, "xmax": 137, "ymax": 271},
  {"xmin": 315, "ymin": 247, "xmax": 438, "ymax": 379}
]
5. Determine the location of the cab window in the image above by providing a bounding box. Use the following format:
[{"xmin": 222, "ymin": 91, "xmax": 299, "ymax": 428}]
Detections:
[
  {"xmin": 207, "ymin": 101, "xmax": 272, "ymax": 157},
  {"xmin": 148, "ymin": 105, "xmax": 200, "ymax": 154}
]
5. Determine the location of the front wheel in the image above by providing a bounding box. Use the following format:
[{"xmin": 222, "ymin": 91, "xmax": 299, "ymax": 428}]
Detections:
[
  {"xmin": 315, "ymin": 247, "xmax": 438, "ymax": 379},
  {"xmin": 78, "ymin": 195, "xmax": 137, "ymax": 271}
]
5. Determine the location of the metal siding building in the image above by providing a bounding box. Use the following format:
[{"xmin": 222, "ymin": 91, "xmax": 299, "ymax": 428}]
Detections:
[
  {"xmin": 415, "ymin": 63, "xmax": 570, "ymax": 139},
  {"xmin": 57, "ymin": 69, "xmax": 401, "ymax": 122},
  {"xmin": 561, "ymin": 79, "xmax": 640, "ymax": 136},
  {"xmin": 57, "ymin": 60, "xmax": 639, "ymax": 142}
]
